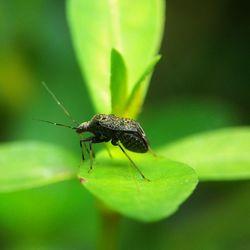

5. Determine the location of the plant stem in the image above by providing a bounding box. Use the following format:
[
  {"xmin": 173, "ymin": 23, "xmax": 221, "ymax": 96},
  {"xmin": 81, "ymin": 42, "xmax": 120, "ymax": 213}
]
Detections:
[{"xmin": 96, "ymin": 200, "xmax": 121, "ymax": 250}]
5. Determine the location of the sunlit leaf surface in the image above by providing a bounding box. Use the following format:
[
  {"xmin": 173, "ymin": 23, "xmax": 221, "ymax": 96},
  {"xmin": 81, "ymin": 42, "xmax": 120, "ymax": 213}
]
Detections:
[
  {"xmin": 0, "ymin": 141, "xmax": 78, "ymax": 192},
  {"xmin": 79, "ymin": 151, "xmax": 198, "ymax": 222},
  {"xmin": 67, "ymin": 0, "xmax": 165, "ymax": 113},
  {"xmin": 110, "ymin": 48, "xmax": 128, "ymax": 115},
  {"xmin": 160, "ymin": 127, "xmax": 250, "ymax": 181}
]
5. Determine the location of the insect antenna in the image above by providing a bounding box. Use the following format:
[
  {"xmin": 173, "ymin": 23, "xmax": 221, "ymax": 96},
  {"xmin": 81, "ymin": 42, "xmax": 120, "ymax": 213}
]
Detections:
[
  {"xmin": 41, "ymin": 81, "xmax": 80, "ymax": 126},
  {"xmin": 33, "ymin": 118, "xmax": 77, "ymax": 130}
]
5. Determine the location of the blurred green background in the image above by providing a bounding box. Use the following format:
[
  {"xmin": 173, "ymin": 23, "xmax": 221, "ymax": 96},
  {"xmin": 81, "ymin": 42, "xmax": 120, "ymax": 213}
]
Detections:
[{"xmin": 0, "ymin": 0, "xmax": 249, "ymax": 249}]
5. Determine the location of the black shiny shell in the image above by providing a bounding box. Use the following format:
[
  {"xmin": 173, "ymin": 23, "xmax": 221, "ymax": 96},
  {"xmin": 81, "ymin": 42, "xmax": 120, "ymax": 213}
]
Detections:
[
  {"xmin": 119, "ymin": 132, "xmax": 148, "ymax": 153},
  {"xmin": 89, "ymin": 114, "xmax": 149, "ymax": 153}
]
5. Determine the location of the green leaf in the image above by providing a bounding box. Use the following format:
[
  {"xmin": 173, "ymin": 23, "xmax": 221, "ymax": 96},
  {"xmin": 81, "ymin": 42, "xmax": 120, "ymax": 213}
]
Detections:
[
  {"xmin": 78, "ymin": 151, "xmax": 198, "ymax": 222},
  {"xmin": 0, "ymin": 141, "xmax": 78, "ymax": 192},
  {"xmin": 110, "ymin": 48, "xmax": 128, "ymax": 115},
  {"xmin": 124, "ymin": 55, "xmax": 161, "ymax": 117},
  {"xmin": 160, "ymin": 127, "xmax": 250, "ymax": 181},
  {"xmin": 67, "ymin": 0, "xmax": 165, "ymax": 113}
]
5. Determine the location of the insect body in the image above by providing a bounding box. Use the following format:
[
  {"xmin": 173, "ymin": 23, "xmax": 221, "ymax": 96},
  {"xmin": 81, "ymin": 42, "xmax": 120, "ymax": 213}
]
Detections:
[
  {"xmin": 40, "ymin": 82, "xmax": 150, "ymax": 181},
  {"xmin": 76, "ymin": 114, "xmax": 150, "ymax": 181},
  {"xmin": 77, "ymin": 114, "xmax": 148, "ymax": 153}
]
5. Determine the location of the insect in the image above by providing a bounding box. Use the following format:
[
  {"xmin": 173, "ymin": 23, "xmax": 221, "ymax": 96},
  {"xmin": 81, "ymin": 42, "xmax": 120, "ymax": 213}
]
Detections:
[{"xmin": 40, "ymin": 82, "xmax": 150, "ymax": 181}]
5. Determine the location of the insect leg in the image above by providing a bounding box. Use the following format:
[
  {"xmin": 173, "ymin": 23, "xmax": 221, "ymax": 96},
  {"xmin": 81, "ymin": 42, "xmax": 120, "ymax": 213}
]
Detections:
[
  {"xmin": 148, "ymin": 146, "xmax": 157, "ymax": 157},
  {"xmin": 80, "ymin": 137, "xmax": 95, "ymax": 173},
  {"xmin": 84, "ymin": 142, "xmax": 90, "ymax": 157},
  {"xmin": 79, "ymin": 140, "xmax": 85, "ymax": 160},
  {"xmin": 79, "ymin": 139, "xmax": 91, "ymax": 160},
  {"xmin": 104, "ymin": 144, "xmax": 112, "ymax": 158},
  {"xmin": 88, "ymin": 142, "xmax": 94, "ymax": 173},
  {"xmin": 89, "ymin": 143, "xmax": 95, "ymax": 159},
  {"xmin": 80, "ymin": 136, "xmax": 109, "ymax": 173},
  {"xmin": 116, "ymin": 142, "xmax": 150, "ymax": 182}
]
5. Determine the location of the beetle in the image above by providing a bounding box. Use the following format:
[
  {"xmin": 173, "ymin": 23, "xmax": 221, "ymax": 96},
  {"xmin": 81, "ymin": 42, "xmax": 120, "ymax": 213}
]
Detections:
[{"xmin": 39, "ymin": 82, "xmax": 150, "ymax": 181}]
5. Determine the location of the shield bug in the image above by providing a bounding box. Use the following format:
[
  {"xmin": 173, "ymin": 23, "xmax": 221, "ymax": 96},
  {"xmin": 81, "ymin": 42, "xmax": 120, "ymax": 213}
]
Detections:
[{"xmin": 39, "ymin": 82, "xmax": 150, "ymax": 181}]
